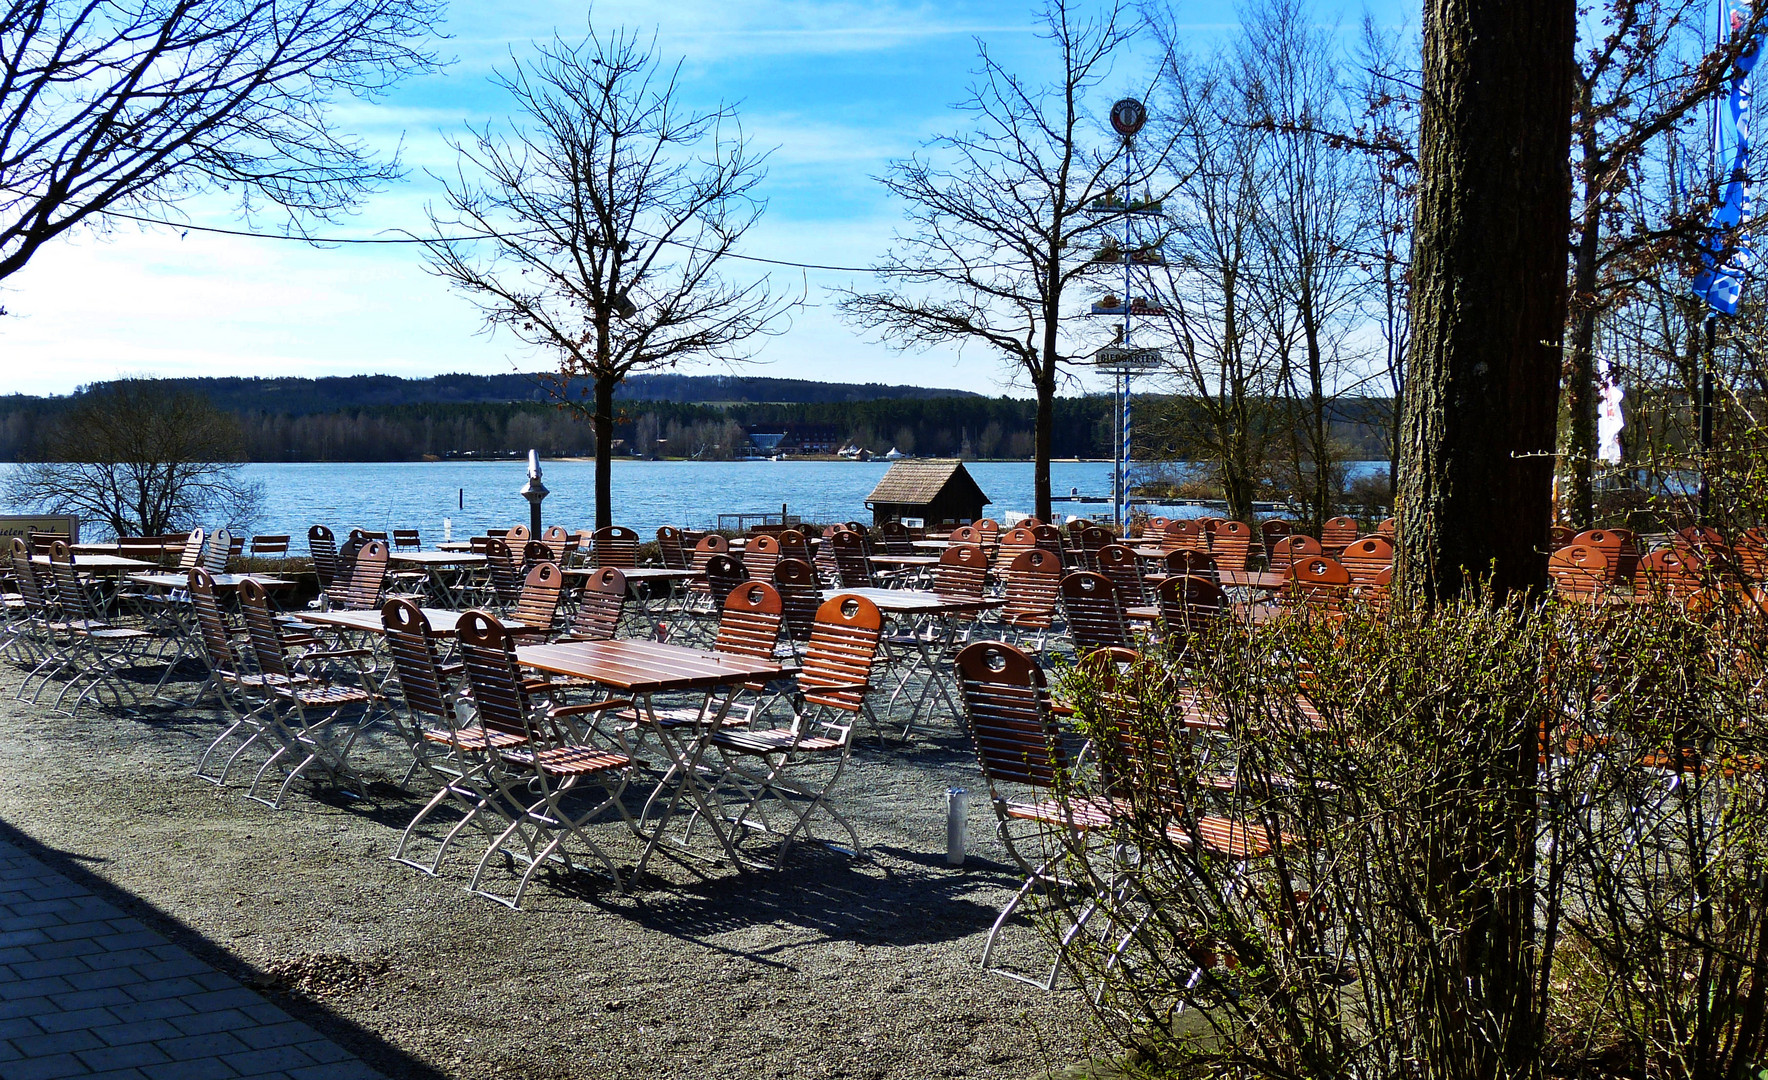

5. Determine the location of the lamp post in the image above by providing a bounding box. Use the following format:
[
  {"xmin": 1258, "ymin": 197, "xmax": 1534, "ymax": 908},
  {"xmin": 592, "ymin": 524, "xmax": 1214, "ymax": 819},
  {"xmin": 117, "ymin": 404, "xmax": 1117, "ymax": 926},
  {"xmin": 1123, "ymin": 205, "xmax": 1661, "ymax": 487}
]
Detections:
[{"xmin": 519, "ymin": 449, "xmax": 548, "ymax": 537}]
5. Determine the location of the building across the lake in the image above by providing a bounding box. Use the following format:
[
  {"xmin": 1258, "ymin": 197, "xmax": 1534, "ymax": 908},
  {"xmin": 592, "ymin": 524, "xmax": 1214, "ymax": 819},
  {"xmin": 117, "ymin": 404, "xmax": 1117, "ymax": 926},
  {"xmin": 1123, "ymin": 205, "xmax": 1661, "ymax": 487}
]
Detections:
[{"xmin": 865, "ymin": 459, "xmax": 990, "ymax": 526}]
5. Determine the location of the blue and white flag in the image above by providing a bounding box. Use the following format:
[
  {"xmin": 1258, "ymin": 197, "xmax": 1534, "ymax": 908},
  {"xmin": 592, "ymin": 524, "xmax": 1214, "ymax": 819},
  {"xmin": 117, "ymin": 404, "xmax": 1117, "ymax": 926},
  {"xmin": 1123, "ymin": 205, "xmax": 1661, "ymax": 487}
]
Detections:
[{"xmin": 1694, "ymin": 0, "xmax": 1764, "ymax": 315}]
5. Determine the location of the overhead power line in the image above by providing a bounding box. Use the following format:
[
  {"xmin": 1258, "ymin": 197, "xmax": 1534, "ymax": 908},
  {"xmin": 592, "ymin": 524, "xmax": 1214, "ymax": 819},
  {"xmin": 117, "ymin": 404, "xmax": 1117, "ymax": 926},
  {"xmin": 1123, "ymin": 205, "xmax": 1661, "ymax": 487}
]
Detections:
[{"xmin": 94, "ymin": 208, "xmax": 893, "ymax": 272}]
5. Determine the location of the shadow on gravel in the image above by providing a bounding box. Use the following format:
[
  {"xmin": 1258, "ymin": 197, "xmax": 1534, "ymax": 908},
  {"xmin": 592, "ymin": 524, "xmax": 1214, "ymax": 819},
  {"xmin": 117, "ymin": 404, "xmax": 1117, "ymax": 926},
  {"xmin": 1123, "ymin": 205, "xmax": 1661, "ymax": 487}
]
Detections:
[
  {"xmin": 587, "ymin": 846, "xmax": 1013, "ymax": 967},
  {"xmin": 0, "ymin": 815, "xmax": 450, "ymax": 1080}
]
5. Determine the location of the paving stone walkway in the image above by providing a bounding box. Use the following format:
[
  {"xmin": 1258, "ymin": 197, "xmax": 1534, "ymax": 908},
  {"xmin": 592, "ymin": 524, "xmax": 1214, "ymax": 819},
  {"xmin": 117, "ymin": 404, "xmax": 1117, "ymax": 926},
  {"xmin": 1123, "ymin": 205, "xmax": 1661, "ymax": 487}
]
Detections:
[{"xmin": 0, "ymin": 834, "xmax": 383, "ymax": 1080}]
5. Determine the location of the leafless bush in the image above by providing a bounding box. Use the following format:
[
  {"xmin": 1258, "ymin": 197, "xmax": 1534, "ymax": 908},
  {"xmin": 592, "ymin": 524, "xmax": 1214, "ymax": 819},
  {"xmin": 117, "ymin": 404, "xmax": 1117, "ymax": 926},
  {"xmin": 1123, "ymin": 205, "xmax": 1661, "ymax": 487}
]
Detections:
[
  {"xmin": 6, "ymin": 379, "xmax": 262, "ymax": 539},
  {"xmin": 1046, "ymin": 593, "xmax": 1768, "ymax": 1079}
]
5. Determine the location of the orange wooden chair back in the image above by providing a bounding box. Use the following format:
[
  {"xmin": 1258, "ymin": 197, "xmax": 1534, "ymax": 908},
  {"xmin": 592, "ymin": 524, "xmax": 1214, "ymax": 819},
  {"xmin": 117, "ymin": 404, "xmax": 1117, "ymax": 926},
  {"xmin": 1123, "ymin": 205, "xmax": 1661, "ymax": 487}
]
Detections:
[
  {"xmin": 1340, "ymin": 536, "xmax": 1394, "ymax": 586},
  {"xmin": 1548, "ymin": 544, "xmax": 1609, "ymax": 602},
  {"xmin": 1211, "ymin": 520, "xmax": 1253, "ymax": 571},
  {"xmin": 1321, "ymin": 516, "xmax": 1360, "ymax": 549},
  {"xmin": 1269, "ymin": 533, "xmax": 1322, "ymax": 575},
  {"xmin": 1000, "ymin": 549, "xmax": 1062, "ymax": 630}
]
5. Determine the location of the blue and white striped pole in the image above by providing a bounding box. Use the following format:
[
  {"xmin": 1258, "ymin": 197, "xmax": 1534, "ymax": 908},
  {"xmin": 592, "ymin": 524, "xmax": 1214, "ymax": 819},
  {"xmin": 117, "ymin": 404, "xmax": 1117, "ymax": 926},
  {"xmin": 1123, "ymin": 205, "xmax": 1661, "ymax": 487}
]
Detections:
[{"xmin": 1120, "ymin": 377, "xmax": 1133, "ymax": 524}]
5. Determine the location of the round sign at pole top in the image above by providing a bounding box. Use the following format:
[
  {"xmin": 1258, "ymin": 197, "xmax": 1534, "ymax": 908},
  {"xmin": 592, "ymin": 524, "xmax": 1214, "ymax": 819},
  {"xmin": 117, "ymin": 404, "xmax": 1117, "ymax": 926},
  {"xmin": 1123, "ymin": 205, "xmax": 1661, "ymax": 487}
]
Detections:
[{"xmin": 1110, "ymin": 98, "xmax": 1147, "ymax": 137}]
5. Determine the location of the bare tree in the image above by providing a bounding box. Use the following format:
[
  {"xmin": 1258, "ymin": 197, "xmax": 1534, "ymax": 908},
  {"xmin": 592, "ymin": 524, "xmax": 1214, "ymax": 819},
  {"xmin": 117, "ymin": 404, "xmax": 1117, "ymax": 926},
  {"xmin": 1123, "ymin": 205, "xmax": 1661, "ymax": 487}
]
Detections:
[
  {"xmin": 838, "ymin": 0, "xmax": 1158, "ymax": 522},
  {"xmin": 5, "ymin": 379, "xmax": 262, "ymax": 538},
  {"xmin": 1240, "ymin": 0, "xmax": 1372, "ymax": 534},
  {"xmin": 1139, "ymin": 44, "xmax": 1280, "ymax": 525},
  {"xmin": 421, "ymin": 29, "xmax": 798, "ymax": 529},
  {"xmin": 1351, "ymin": 16, "xmax": 1419, "ymax": 492},
  {"xmin": 0, "ymin": 0, "xmax": 442, "ymax": 292}
]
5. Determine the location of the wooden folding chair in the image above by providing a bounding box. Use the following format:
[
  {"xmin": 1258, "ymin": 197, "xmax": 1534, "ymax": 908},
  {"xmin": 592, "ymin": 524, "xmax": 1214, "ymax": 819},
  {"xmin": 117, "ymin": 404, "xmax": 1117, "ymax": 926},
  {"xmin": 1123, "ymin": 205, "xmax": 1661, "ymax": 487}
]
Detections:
[
  {"xmin": 879, "ymin": 520, "xmax": 914, "ymax": 556},
  {"xmin": 743, "ymin": 533, "xmax": 782, "ymax": 581},
  {"xmin": 325, "ymin": 539, "xmax": 390, "ymax": 611},
  {"xmin": 250, "ymin": 535, "xmax": 292, "ymax": 557},
  {"xmin": 1320, "ymin": 516, "xmax": 1360, "ymax": 552},
  {"xmin": 644, "ymin": 581, "xmax": 787, "ymax": 734},
  {"xmin": 955, "ymin": 640, "xmax": 1113, "ymax": 989},
  {"xmin": 1061, "ymin": 570, "xmax": 1134, "ymax": 653},
  {"xmin": 1156, "ymin": 574, "xmax": 1229, "ymax": 643},
  {"xmin": 704, "ymin": 594, "xmax": 882, "ymax": 865},
  {"xmin": 45, "ymin": 542, "xmax": 152, "ymax": 713},
  {"xmin": 190, "ymin": 568, "xmax": 276, "ymax": 786},
  {"xmin": 236, "ymin": 579, "xmax": 377, "ymax": 808},
  {"xmin": 773, "ymin": 559, "xmax": 820, "ymax": 655},
  {"xmin": 1571, "ymin": 529, "xmax": 1627, "ymax": 587},
  {"xmin": 998, "ymin": 549, "xmax": 1062, "ymax": 653},
  {"xmin": 383, "ymin": 599, "xmax": 526, "ymax": 877},
  {"xmin": 1549, "ymin": 544, "xmax": 1610, "ymax": 604},
  {"xmin": 307, "ymin": 526, "xmax": 338, "ymax": 589},
  {"xmin": 1260, "ymin": 519, "xmax": 1292, "ymax": 564},
  {"xmin": 1095, "ymin": 544, "xmax": 1147, "ymax": 609},
  {"xmin": 828, "ymin": 530, "xmax": 872, "ymax": 588},
  {"xmin": 1162, "ymin": 519, "xmax": 1206, "ymax": 554},
  {"xmin": 589, "ymin": 526, "xmax": 637, "ymax": 568},
  {"xmin": 777, "ymin": 529, "xmax": 812, "ymax": 567},
  {"xmin": 456, "ymin": 611, "xmax": 634, "ymax": 906},
  {"xmin": 931, "ymin": 544, "xmax": 989, "ymax": 603},
  {"xmin": 505, "ymin": 561, "xmax": 564, "ymax": 640},
  {"xmin": 1032, "ymin": 524, "xmax": 1069, "ymax": 567},
  {"xmin": 997, "ymin": 526, "xmax": 1038, "ymax": 567},
  {"xmin": 1340, "ymin": 536, "xmax": 1394, "ymax": 588},
  {"xmin": 1077, "ymin": 526, "xmax": 1114, "ymax": 572},
  {"xmin": 563, "ymin": 567, "xmax": 627, "ymax": 643},
  {"xmin": 656, "ymin": 526, "xmax": 690, "ymax": 569},
  {"xmin": 1284, "ymin": 555, "xmax": 1352, "ymax": 616},
  {"xmin": 1210, "ymin": 521, "xmax": 1254, "ymax": 572},
  {"xmin": 1268, "ymin": 534, "xmax": 1322, "ymax": 576},
  {"xmin": 8, "ymin": 539, "xmax": 70, "ymax": 701}
]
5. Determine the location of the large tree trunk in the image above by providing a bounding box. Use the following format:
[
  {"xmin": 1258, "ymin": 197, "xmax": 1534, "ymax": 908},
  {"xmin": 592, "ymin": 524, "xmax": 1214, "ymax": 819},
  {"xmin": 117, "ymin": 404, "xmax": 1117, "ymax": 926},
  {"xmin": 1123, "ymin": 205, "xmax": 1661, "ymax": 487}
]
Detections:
[
  {"xmin": 594, "ymin": 372, "xmax": 615, "ymax": 531},
  {"xmin": 1397, "ymin": 0, "xmax": 1575, "ymax": 602},
  {"xmin": 1400, "ymin": 3, "xmax": 1572, "ymax": 1077}
]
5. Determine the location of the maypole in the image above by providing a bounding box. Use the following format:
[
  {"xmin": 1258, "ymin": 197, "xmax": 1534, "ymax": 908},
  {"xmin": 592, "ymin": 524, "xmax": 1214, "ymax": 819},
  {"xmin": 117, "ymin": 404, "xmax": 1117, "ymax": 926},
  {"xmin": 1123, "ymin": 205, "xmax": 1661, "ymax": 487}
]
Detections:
[{"xmin": 1088, "ymin": 98, "xmax": 1163, "ymax": 529}]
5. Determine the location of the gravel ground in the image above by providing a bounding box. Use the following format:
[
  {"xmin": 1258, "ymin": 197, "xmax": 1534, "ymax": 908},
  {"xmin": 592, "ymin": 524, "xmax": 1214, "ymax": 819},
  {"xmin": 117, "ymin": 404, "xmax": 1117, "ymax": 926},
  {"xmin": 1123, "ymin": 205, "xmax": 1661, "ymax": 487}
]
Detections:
[{"xmin": 0, "ymin": 656, "xmax": 1106, "ymax": 1080}]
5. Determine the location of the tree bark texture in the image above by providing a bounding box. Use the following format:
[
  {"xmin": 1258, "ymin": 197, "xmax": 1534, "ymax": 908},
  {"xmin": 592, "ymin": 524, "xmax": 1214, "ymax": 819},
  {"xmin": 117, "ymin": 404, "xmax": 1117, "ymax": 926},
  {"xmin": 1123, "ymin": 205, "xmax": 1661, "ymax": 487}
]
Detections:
[
  {"xmin": 1398, "ymin": 0, "xmax": 1576, "ymax": 600},
  {"xmin": 594, "ymin": 373, "xmax": 616, "ymax": 531}
]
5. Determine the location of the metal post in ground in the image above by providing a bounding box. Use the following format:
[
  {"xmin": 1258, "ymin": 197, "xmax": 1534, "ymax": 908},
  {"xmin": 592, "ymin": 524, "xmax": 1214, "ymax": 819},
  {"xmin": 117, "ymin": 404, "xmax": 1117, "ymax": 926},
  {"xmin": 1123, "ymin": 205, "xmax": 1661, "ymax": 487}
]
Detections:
[{"xmin": 520, "ymin": 449, "xmax": 548, "ymax": 537}]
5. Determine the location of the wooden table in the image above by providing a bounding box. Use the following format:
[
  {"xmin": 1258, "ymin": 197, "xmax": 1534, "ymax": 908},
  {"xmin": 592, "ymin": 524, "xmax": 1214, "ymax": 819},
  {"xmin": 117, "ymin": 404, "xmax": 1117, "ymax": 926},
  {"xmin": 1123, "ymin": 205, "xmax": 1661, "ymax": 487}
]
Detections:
[
  {"xmin": 301, "ymin": 606, "xmax": 465, "ymax": 636},
  {"xmin": 126, "ymin": 572, "xmax": 294, "ymax": 590},
  {"xmin": 389, "ymin": 551, "xmax": 486, "ymax": 567},
  {"xmin": 389, "ymin": 550, "xmax": 486, "ymax": 605},
  {"xmin": 869, "ymin": 555, "xmax": 941, "ymax": 568},
  {"xmin": 822, "ymin": 588, "xmax": 1001, "ymax": 732},
  {"xmin": 910, "ymin": 539, "xmax": 953, "ymax": 550},
  {"xmin": 563, "ymin": 567, "xmax": 701, "ymax": 637},
  {"xmin": 514, "ymin": 639, "xmax": 783, "ymax": 873},
  {"xmin": 35, "ymin": 554, "xmax": 156, "ymax": 571}
]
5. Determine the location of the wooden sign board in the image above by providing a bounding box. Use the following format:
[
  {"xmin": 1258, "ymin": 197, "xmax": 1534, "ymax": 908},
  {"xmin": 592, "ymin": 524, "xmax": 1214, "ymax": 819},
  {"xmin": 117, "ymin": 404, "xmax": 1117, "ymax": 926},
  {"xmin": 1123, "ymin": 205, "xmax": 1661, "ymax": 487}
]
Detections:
[{"xmin": 0, "ymin": 515, "xmax": 80, "ymax": 545}]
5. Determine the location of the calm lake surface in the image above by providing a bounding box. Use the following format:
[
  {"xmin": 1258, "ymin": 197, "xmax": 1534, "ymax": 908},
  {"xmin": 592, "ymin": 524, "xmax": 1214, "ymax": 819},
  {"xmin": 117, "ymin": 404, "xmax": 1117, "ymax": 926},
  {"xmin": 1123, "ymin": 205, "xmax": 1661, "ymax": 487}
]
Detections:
[{"xmin": 3, "ymin": 459, "xmax": 1387, "ymax": 540}]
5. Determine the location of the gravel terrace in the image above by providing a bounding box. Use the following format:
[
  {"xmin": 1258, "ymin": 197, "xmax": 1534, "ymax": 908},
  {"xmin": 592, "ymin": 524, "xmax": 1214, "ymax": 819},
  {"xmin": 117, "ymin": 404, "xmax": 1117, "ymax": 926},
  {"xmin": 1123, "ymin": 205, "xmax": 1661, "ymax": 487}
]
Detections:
[{"xmin": 0, "ymin": 657, "xmax": 1103, "ymax": 1080}]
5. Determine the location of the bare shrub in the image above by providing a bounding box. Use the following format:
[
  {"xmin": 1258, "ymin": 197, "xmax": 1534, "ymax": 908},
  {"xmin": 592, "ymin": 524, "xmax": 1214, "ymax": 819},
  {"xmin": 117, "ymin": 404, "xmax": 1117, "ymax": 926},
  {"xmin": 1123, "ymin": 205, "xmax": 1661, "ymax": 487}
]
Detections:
[{"xmin": 1046, "ymin": 592, "xmax": 1768, "ymax": 1079}]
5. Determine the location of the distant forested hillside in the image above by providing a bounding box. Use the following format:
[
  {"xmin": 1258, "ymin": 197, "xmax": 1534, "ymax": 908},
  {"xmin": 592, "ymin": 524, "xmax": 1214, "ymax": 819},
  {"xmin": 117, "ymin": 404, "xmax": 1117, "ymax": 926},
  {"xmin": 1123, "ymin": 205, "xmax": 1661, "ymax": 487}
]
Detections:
[
  {"xmin": 9, "ymin": 372, "xmax": 980, "ymax": 418},
  {"xmin": 0, "ymin": 375, "xmax": 1393, "ymax": 463}
]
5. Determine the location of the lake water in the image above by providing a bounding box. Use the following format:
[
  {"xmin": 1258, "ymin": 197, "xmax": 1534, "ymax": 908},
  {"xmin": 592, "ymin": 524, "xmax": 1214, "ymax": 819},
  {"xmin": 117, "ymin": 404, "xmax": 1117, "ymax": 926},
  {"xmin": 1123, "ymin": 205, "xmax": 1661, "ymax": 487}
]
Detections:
[{"xmin": 2, "ymin": 459, "xmax": 1387, "ymax": 541}]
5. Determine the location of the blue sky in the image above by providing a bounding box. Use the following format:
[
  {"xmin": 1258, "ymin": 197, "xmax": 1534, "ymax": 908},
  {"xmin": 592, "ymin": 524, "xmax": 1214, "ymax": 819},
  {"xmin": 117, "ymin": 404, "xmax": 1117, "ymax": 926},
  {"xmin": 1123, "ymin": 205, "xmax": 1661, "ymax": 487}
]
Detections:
[{"xmin": 0, "ymin": 0, "xmax": 1410, "ymax": 399}]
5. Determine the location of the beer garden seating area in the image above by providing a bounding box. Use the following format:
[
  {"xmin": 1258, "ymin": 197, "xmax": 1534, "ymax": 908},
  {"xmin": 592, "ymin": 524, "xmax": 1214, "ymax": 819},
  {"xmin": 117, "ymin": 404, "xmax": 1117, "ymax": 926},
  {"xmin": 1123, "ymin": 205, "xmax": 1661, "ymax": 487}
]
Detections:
[{"xmin": 1, "ymin": 507, "xmax": 1755, "ymax": 991}]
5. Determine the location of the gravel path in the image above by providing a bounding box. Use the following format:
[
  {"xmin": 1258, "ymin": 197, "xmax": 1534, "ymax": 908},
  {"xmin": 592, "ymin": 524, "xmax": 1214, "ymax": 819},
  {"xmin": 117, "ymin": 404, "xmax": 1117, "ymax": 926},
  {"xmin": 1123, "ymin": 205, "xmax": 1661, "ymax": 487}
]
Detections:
[{"xmin": 0, "ymin": 661, "xmax": 1101, "ymax": 1080}]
